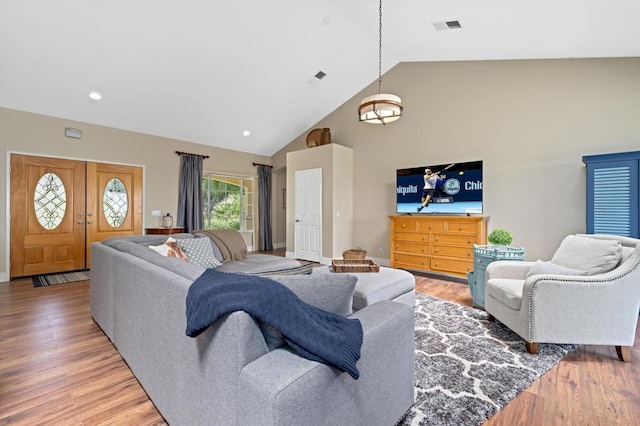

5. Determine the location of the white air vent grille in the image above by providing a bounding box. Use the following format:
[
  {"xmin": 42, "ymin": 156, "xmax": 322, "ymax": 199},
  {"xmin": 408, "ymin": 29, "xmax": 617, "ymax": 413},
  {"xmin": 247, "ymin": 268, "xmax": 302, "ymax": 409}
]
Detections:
[{"xmin": 433, "ymin": 20, "xmax": 462, "ymax": 31}]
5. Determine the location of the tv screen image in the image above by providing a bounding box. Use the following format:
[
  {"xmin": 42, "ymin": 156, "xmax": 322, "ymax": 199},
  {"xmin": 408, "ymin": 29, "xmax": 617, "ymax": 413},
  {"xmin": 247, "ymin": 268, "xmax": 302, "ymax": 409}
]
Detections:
[{"xmin": 396, "ymin": 160, "xmax": 483, "ymax": 214}]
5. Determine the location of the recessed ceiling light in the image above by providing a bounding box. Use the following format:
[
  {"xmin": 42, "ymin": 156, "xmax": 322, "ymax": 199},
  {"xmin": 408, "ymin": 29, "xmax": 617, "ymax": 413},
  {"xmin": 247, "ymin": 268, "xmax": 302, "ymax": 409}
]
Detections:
[
  {"xmin": 89, "ymin": 91, "xmax": 102, "ymax": 100},
  {"xmin": 242, "ymin": 130, "xmax": 251, "ymax": 137}
]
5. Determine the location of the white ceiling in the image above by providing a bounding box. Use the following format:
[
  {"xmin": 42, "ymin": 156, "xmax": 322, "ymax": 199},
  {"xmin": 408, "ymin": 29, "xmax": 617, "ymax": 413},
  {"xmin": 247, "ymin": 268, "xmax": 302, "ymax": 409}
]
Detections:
[{"xmin": 1, "ymin": 0, "xmax": 639, "ymax": 156}]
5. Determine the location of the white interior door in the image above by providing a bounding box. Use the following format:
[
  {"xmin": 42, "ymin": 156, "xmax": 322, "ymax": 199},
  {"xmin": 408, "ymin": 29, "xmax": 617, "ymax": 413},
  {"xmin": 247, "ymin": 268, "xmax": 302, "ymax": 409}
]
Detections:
[{"xmin": 294, "ymin": 168, "xmax": 322, "ymax": 262}]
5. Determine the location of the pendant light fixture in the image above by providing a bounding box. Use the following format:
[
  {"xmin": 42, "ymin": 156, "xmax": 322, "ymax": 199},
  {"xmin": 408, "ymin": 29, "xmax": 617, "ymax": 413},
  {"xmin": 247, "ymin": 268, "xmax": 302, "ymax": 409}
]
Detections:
[{"xmin": 358, "ymin": 0, "xmax": 403, "ymax": 125}]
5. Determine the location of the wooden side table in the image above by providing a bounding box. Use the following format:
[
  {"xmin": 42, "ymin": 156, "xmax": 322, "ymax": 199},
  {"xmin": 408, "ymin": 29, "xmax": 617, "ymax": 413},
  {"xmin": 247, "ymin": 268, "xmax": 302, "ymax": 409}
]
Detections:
[{"xmin": 145, "ymin": 227, "xmax": 185, "ymax": 235}]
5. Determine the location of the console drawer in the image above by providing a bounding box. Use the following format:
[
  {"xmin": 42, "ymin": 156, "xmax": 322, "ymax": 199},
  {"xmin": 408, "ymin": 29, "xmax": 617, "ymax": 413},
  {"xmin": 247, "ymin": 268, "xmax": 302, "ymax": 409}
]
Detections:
[
  {"xmin": 430, "ymin": 257, "xmax": 473, "ymax": 275},
  {"xmin": 392, "ymin": 242, "xmax": 429, "ymax": 255},
  {"xmin": 393, "ymin": 232, "xmax": 429, "ymax": 243},
  {"xmin": 446, "ymin": 221, "xmax": 480, "ymax": 233},
  {"xmin": 431, "ymin": 245, "xmax": 473, "ymax": 258},
  {"xmin": 392, "ymin": 253, "xmax": 429, "ymax": 269},
  {"xmin": 432, "ymin": 233, "xmax": 478, "ymax": 246}
]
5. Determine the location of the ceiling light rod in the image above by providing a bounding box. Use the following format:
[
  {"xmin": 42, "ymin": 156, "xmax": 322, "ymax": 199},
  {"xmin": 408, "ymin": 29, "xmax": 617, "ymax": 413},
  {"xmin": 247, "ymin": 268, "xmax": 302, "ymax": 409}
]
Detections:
[{"xmin": 358, "ymin": 0, "xmax": 403, "ymax": 125}]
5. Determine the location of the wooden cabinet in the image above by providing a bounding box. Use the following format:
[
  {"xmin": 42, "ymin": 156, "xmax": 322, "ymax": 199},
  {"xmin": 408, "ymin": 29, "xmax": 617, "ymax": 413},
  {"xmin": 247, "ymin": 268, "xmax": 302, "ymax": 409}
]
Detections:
[
  {"xmin": 145, "ymin": 227, "xmax": 185, "ymax": 235},
  {"xmin": 390, "ymin": 215, "xmax": 488, "ymax": 278}
]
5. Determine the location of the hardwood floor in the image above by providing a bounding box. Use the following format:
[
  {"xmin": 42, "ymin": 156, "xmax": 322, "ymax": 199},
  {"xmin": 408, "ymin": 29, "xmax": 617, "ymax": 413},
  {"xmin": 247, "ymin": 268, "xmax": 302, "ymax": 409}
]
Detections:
[{"xmin": 1, "ymin": 269, "xmax": 639, "ymax": 425}]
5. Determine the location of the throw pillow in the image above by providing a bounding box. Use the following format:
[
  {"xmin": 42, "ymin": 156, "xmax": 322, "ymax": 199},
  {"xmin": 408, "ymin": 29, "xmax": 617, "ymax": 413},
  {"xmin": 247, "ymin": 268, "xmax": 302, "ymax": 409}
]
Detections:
[
  {"xmin": 551, "ymin": 235, "xmax": 622, "ymax": 275},
  {"xmin": 525, "ymin": 260, "xmax": 589, "ymax": 278},
  {"xmin": 148, "ymin": 237, "xmax": 189, "ymax": 261},
  {"xmin": 176, "ymin": 238, "xmax": 223, "ymax": 269}
]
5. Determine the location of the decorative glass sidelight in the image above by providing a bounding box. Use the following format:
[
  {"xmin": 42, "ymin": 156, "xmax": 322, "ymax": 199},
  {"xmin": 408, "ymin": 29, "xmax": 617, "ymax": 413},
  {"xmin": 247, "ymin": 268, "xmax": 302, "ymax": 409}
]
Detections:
[
  {"xmin": 103, "ymin": 177, "xmax": 128, "ymax": 228},
  {"xmin": 34, "ymin": 172, "xmax": 67, "ymax": 230}
]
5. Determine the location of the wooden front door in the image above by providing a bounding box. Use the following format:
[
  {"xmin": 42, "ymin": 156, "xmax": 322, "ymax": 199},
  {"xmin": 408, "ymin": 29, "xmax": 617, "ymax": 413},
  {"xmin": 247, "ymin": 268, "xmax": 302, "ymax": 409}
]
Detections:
[
  {"xmin": 10, "ymin": 154, "xmax": 144, "ymax": 278},
  {"xmin": 10, "ymin": 155, "xmax": 86, "ymax": 277},
  {"xmin": 85, "ymin": 162, "xmax": 143, "ymax": 267}
]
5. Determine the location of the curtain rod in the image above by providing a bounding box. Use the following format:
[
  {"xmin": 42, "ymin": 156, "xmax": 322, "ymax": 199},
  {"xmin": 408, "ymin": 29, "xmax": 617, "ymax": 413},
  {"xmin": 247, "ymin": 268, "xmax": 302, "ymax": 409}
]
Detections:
[
  {"xmin": 252, "ymin": 162, "xmax": 272, "ymax": 168},
  {"xmin": 175, "ymin": 150, "xmax": 210, "ymax": 159}
]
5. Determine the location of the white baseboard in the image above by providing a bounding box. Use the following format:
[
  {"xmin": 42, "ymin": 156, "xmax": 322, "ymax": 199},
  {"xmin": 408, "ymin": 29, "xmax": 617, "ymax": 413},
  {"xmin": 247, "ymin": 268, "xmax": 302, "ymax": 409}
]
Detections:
[
  {"xmin": 0, "ymin": 272, "xmax": 8, "ymax": 283},
  {"xmin": 273, "ymin": 242, "xmax": 286, "ymax": 249}
]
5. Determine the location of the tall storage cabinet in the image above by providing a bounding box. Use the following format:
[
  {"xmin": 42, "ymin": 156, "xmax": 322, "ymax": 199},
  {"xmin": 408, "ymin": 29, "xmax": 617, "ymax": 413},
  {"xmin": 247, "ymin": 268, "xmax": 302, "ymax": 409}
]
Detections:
[
  {"xmin": 582, "ymin": 151, "xmax": 640, "ymax": 238},
  {"xmin": 389, "ymin": 215, "xmax": 488, "ymax": 278}
]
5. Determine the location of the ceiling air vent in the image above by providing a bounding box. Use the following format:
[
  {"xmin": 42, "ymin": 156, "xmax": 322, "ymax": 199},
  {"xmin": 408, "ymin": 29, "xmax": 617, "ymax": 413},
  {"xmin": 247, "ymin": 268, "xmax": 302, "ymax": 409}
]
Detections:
[
  {"xmin": 433, "ymin": 20, "xmax": 462, "ymax": 31},
  {"xmin": 315, "ymin": 71, "xmax": 327, "ymax": 80}
]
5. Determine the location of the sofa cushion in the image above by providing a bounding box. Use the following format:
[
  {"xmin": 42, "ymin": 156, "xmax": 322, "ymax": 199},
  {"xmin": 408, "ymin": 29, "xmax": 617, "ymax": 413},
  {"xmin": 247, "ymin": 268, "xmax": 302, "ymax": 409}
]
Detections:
[
  {"xmin": 551, "ymin": 235, "xmax": 622, "ymax": 275},
  {"xmin": 176, "ymin": 238, "xmax": 222, "ymax": 268},
  {"xmin": 149, "ymin": 237, "xmax": 189, "ymax": 260},
  {"xmin": 269, "ymin": 274, "xmax": 357, "ymax": 317},
  {"xmin": 486, "ymin": 279, "xmax": 524, "ymax": 311},
  {"xmin": 193, "ymin": 232, "xmax": 224, "ymax": 262},
  {"xmin": 525, "ymin": 260, "xmax": 589, "ymax": 278},
  {"xmin": 255, "ymin": 273, "xmax": 357, "ymax": 351},
  {"xmin": 216, "ymin": 254, "xmax": 308, "ymax": 275}
]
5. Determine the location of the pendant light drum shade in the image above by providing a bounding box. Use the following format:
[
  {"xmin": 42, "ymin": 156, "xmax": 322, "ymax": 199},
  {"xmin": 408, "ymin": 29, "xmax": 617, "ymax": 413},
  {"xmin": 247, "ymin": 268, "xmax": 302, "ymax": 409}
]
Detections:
[
  {"xmin": 358, "ymin": 93, "xmax": 403, "ymax": 124},
  {"xmin": 357, "ymin": 0, "xmax": 403, "ymax": 125}
]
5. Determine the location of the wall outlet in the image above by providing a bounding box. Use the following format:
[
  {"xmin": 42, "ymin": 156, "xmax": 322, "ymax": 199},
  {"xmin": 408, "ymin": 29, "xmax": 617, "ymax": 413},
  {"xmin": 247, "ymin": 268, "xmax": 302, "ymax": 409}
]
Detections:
[{"xmin": 151, "ymin": 210, "xmax": 162, "ymax": 217}]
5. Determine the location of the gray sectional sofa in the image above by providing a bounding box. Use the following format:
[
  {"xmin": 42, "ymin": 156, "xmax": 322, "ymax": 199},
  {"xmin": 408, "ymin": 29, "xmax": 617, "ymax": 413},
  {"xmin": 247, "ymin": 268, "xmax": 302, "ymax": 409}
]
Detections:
[{"xmin": 90, "ymin": 234, "xmax": 415, "ymax": 425}]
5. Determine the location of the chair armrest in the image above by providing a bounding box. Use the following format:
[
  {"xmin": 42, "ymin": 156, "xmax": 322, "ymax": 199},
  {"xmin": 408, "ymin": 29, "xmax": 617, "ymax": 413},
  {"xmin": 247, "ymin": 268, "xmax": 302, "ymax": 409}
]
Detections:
[
  {"xmin": 522, "ymin": 265, "xmax": 640, "ymax": 345},
  {"xmin": 486, "ymin": 260, "xmax": 535, "ymax": 281}
]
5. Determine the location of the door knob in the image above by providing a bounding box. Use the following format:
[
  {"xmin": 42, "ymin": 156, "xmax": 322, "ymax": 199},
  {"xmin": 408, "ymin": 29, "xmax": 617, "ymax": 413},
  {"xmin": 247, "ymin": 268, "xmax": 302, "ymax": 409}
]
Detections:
[
  {"xmin": 295, "ymin": 219, "xmax": 300, "ymax": 222},
  {"xmin": 77, "ymin": 220, "xmax": 84, "ymax": 225},
  {"xmin": 87, "ymin": 221, "xmax": 93, "ymax": 225}
]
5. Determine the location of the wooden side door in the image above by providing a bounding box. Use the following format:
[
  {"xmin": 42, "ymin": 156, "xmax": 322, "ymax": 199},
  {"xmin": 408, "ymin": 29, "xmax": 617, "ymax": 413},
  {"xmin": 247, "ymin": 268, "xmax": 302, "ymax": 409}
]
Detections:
[
  {"xmin": 10, "ymin": 155, "xmax": 86, "ymax": 277},
  {"xmin": 85, "ymin": 162, "xmax": 143, "ymax": 267}
]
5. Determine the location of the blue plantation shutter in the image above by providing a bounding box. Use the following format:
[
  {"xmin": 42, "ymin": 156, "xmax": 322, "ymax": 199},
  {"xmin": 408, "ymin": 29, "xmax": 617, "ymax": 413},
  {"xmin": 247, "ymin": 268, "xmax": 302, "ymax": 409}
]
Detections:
[{"xmin": 593, "ymin": 166, "xmax": 631, "ymax": 236}]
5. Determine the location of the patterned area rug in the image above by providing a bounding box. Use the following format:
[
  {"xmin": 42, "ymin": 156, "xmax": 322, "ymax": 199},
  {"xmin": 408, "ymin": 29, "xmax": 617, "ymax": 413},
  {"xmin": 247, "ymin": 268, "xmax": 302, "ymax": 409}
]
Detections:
[
  {"xmin": 32, "ymin": 271, "xmax": 90, "ymax": 287},
  {"xmin": 401, "ymin": 293, "xmax": 576, "ymax": 425}
]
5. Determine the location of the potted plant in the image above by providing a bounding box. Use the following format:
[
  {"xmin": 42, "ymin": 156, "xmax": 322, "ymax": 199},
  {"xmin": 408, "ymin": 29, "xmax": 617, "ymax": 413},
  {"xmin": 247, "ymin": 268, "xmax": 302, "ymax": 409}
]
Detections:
[{"xmin": 488, "ymin": 228, "xmax": 513, "ymax": 246}]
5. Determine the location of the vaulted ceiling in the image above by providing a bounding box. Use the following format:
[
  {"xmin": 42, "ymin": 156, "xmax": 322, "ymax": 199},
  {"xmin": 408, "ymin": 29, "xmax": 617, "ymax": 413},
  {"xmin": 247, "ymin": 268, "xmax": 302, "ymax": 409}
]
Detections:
[{"xmin": 1, "ymin": 0, "xmax": 639, "ymax": 156}]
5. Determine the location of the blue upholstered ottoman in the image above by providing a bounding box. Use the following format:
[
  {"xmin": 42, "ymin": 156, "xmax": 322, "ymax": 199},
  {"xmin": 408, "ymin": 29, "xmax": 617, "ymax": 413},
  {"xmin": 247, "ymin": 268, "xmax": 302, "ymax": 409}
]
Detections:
[{"xmin": 313, "ymin": 265, "xmax": 415, "ymax": 310}]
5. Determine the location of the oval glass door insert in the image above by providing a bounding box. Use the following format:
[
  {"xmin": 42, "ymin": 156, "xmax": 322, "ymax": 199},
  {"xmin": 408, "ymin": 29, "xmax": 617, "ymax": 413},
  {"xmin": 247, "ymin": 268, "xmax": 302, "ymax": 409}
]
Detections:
[
  {"xmin": 34, "ymin": 172, "xmax": 67, "ymax": 230},
  {"xmin": 103, "ymin": 177, "xmax": 128, "ymax": 228}
]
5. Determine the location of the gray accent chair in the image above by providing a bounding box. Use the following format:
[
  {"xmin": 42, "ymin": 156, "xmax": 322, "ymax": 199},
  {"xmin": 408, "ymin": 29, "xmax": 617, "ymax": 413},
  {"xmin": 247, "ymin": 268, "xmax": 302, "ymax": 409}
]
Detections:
[{"xmin": 485, "ymin": 234, "xmax": 640, "ymax": 361}]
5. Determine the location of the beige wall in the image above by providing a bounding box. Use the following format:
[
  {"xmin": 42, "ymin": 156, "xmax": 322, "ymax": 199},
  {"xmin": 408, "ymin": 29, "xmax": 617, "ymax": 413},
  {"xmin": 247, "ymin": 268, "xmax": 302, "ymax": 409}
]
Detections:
[
  {"xmin": 272, "ymin": 58, "xmax": 640, "ymax": 263},
  {"xmin": 0, "ymin": 107, "xmax": 271, "ymax": 280},
  {"xmin": 285, "ymin": 143, "xmax": 354, "ymax": 260}
]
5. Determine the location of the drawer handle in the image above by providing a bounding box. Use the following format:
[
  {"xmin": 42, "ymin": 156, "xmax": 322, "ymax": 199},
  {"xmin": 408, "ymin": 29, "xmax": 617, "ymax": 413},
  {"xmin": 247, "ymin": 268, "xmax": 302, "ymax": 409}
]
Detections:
[
  {"xmin": 421, "ymin": 260, "xmax": 426, "ymax": 265},
  {"xmin": 435, "ymin": 248, "xmax": 439, "ymax": 253},
  {"xmin": 467, "ymin": 239, "xmax": 471, "ymax": 244},
  {"xmin": 459, "ymin": 227, "xmax": 463, "ymax": 231},
  {"xmin": 421, "ymin": 247, "xmax": 426, "ymax": 253},
  {"xmin": 421, "ymin": 236, "xmax": 425, "ymax": 241},
  {"xmin": 402, "ymin": 224, "xmax": 406, "ymax": 228},
  {"xmin": 434, "ymin": 262, "xmax": 438, "ymax": 267},
  {"xmin": 467, "ymin": 252, "xmax": 471, "ymax": 257},
  {"xmin": 435, "ymin": 237, "xmax": 439, "ymax": 242},
  {"xmin": 395, "ymin": 245, "xmax": 399, "ymax": 249}
]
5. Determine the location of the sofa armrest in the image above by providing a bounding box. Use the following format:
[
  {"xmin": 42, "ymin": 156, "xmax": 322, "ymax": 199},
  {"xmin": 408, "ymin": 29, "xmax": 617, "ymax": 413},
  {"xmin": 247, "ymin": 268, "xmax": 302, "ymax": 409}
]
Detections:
[
  {"xmin": 486, "ymin": 260, "xmax": 535, "ymax": 281},
  {"xmin": 237, "ymin": 301, "xmax": 414, "ymax": 426}
]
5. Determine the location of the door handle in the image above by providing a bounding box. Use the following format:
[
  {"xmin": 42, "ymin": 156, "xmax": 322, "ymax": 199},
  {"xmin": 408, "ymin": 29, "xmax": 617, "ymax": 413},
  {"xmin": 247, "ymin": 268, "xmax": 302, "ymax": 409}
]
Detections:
[
  {"xmin": 296, "ymin": 219, "xmax": 300, "ymax": 222},
  {"xmin": 78, "ymin": 220, "xmax": 84, "ymax": 225},
  {"xmin": 87, "ymin": 221, "xmax": 93, "ymax": 225}
]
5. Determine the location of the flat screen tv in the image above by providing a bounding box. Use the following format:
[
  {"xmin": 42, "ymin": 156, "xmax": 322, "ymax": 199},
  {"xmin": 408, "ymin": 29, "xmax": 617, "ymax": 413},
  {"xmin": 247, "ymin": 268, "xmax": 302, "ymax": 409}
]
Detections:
[{"xmin": 396, "ymin": 160, "xmax": 483, "ymax": 215}]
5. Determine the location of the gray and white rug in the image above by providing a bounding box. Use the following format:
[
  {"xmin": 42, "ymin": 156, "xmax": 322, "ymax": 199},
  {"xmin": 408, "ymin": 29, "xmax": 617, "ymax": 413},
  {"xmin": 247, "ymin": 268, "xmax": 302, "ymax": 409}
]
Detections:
[{"xmin": 400, "ymin": 294, "xmax": 577, "ymax": 425}]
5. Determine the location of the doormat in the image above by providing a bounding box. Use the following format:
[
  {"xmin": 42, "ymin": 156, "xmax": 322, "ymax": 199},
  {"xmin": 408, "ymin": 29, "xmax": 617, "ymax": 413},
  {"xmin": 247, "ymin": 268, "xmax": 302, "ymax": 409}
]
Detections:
[{"xmin": 32, "ymin": 271, "xmax": 90, "ymax": 287}]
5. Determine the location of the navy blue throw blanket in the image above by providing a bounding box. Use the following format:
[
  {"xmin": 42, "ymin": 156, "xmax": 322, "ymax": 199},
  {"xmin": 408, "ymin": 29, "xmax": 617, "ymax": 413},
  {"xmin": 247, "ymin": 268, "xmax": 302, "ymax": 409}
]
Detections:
[{"xmin": 185, "ymin": 269, "xmax": 363, "ymax": 379}]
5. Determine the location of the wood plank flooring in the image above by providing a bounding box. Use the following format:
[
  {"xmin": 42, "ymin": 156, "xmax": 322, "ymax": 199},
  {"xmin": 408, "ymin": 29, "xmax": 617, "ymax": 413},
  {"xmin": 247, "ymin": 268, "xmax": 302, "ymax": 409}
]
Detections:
[{"xmin": 1, "ymin": 270, "xmax": 639, "ymax": 425}]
